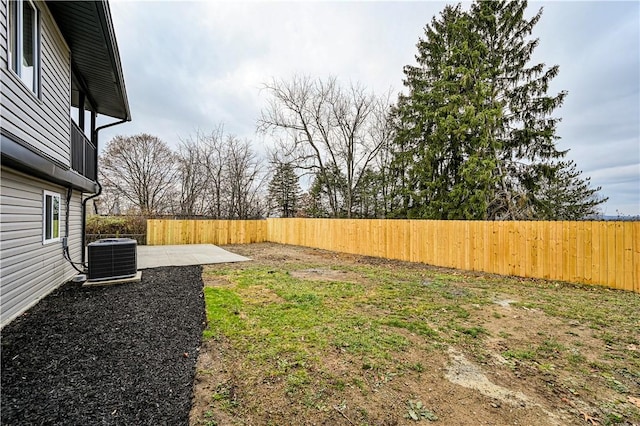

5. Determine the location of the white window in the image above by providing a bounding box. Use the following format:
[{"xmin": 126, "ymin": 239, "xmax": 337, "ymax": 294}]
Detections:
[
  {"xmin": 43, "ymin": 191, "xmax": 61, "ymax": 244},
  {"xmin": 8, "ymin": 0, "xmax": 40, "ymax": 95}
]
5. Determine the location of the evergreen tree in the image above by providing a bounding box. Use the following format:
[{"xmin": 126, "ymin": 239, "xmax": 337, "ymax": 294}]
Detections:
[
  {"xmin": 393, "ymin": 4, "xmax": 499, "ymax": 219},
  {"xmin": 304, "ymin": 177, "xmax": 329, "ymax": 218},
  {"xmin": 268, "ymin": 163, "xmax": 301, "ymax": 217},
  {"xmin": 353, "ymin": 168, "xmax": 384, "ymax": 218},
  {"xmin": 535, "ymin": 160, "xmax": 608, "ymax": 220},
  {"xmin": 306, "ymin": 166, "xmax": 348, "ymax": 217},
  {"xmin": 471, "ymin": 0, "xmax": 568, "ymax": 219},
  {"xmin": 392, "ymin": 0, "xmax": 605, "ymax": 219}
]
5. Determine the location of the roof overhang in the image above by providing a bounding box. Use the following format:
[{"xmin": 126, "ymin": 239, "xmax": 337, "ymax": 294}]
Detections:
[{"xmin": 45, "ymin": 0, "xmax": 131, "ymax": 121}]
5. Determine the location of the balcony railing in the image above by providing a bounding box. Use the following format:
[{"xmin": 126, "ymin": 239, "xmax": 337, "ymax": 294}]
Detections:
[{"xmin": 71, "ymin": 121, "xmax": 96, "ymax": 181}]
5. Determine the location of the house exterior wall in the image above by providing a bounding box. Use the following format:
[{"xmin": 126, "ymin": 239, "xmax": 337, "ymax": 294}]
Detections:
[
  {"xmin": 0, "ymin": 0, "xmax": 72, "ymax": 166},
  {"xmin": 0, "ymin": 0, "xmax": 6, "ymax": 65},
  {"xmin": 0, "ymin": 167, "xmax": 83, "ymax": 327},
  {"xmin": 0, "ymin": 1, "xmax": 81, "ymax": 327}
]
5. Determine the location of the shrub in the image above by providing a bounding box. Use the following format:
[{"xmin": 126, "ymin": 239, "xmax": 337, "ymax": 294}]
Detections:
[{"xmin": 85, "ymin": 215, "xmax": 146, "ymax": 244}]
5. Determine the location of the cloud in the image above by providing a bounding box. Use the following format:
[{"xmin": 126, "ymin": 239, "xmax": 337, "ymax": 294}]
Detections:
[
  {"xmin": 532, "ymin": 1, "xmax": 639, "ymax": 215},
  {"xmin": 99, "ymin": 0, "xmax": 639, "ymax": 215}
]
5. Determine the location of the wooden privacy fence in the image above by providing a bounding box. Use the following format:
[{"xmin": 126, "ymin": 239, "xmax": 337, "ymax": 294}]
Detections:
[
  {"xmin": 146, "ymin": 219, "xmax": 267, "ymax": 245},
  {"xmin": 147, "ymin": 218, "xmax": 639, "ymax": 293},
  {"xmin": 268, "ymin": 219, "xmax": 639, "ymax": 292}
]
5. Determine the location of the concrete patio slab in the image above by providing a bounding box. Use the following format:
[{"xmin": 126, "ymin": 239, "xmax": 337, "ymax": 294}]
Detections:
[{"xmin": 137, "ymin": 244, "xmax": 251, "ymax": 269}]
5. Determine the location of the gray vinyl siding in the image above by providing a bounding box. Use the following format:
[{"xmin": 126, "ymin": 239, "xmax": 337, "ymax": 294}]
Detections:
[
  {"xmin": 0, "ymin": 0, "xmax": 72, "ymax": 167},
  {"xmin": 0, "ymin": 167, "xmax": 83, "ymax": 327},
  {"xmin": 0, "ymin": 0, "xmax": 7, "ymax": 67}
]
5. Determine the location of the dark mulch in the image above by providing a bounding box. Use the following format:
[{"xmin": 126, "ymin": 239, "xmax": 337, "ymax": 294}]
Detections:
[{"xmin": 1, "ymin": 266, "xmax": 206, "ymax": 426}]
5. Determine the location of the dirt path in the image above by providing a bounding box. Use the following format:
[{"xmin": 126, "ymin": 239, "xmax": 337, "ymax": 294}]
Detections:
[{"xmin": 190, "ymin": 243, "xmax": 640, "ymax": 425}]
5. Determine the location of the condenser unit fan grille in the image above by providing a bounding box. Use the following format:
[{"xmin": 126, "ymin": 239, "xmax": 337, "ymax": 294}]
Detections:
[{"xmin": 88, "ymin": 238, "xmax": 137, "ymax": 281}]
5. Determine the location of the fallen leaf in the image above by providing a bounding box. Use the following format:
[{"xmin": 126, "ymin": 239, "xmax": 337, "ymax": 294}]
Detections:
[
  {"xmin": 561, "ymin": 397, "xmax": 576, "ymax": 408},
  {"xmin": 582, "ymin": 412, "xmax": 599, "ymax": 425},
  {"xmin": 629, "ymin": 396, "xmax": 640, "ymax": 409}
]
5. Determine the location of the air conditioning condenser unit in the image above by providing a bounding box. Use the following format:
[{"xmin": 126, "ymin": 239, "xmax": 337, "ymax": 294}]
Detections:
[{"xmin": 87, "ymin": 238, "xmax": 137, "ymax": 281}]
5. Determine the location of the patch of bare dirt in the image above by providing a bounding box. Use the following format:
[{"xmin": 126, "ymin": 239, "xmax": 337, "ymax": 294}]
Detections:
[
  {"xmin": 189, "ymin": 338, "xmax": 240, "ymax": 426},
  {"xmin": 232, "ymin": 243, "xmax": 364, "ymax": 267},
  {"xmin": 191, "ymin": 336, "xmax": 571, "ymax": 426},
  {"xmin": 203, "ymin": 276, "xmax": 232, "ymax": 288},
  {"xmin": 291, "ymin": 268, "xmax": 359, "ymax": 282},
  {"xmin": 468, "ymin": 300, "xmax": 626, "ymax": 424}
]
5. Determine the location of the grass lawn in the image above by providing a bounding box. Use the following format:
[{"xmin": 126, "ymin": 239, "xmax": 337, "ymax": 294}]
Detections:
[{"xmin": 190, "ymin": 243, "xmax": 640, "ymax": 426}]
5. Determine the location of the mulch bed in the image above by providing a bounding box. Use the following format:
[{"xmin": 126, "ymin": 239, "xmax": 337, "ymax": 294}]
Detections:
[{"xmin": 1, "ymin": 266, "xmax": 206, "ymax": 426}]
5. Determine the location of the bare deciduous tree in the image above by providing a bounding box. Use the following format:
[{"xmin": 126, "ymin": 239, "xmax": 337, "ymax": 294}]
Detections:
[
  {"xmin": 176, "ymin": 131, "xmax": 213, "ymax": 216},
  {"xmin": 174, "ymin": 127, "xmax": 266, "ymax": 219},
  {"xmin": 224, "ymin": 136, "xmax": 265, "ymax": 219},
  {"xmin": 99, "ymin": 129, "xmax": 268, "ymax": 219},
  {"xmin": 200, "ymin": 127, "xmax": 228, "ymax": 218},
  {"xmin": 99, "ymin": 134, "xmax": 176, "ymax": 215},
  {"xmin": 258, "ymin": 75, "xmax": 391, "ymax": 218}
]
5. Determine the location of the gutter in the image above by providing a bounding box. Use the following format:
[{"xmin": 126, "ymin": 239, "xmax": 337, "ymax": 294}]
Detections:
[{"xmin": 94, "ymin": 1, "xmax": 131, "ymax": 121}]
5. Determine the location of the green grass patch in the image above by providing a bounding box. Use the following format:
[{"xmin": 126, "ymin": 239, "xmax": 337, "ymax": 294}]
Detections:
[
  {"xmin": 203, "ymin": 288, "xmax": 245, "ymax": 340},
  {"xmin": 459, "ymin": 326, "xmax": 488, "ymax": 338},
  {"xmin": 536, "ymin": 339, "xmax": 566, "ymax": 358},
  {"xmin": 503, "ymin": 349, "xmax": 536, "ymax": 361},
  {"xmin": 381, "ymin": 317, "xmax": 439, "ymax": 338},
  {"xmin": 202, "ymin": 265, "xmax": 419, "ymax": 368}
]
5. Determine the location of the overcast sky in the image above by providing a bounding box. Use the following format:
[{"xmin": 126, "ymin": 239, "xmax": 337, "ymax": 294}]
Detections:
[{"xmin": 99, "ymin": 1, "xmax": 640, "ymax": 216}]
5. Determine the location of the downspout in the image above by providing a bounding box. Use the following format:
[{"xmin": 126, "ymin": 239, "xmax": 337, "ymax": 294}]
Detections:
[{"xmin": 80, "ymin": 117, "xmax": 128, "ymax": 265}]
